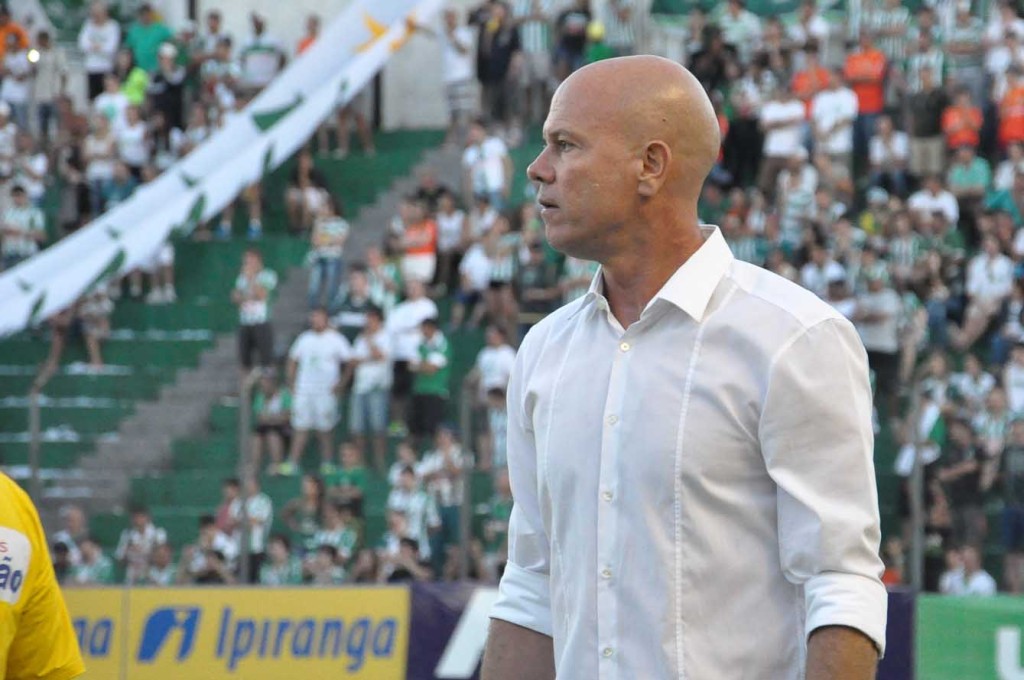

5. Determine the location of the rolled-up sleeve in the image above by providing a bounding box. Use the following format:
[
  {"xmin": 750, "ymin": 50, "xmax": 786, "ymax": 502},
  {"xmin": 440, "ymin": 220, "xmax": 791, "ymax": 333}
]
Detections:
[
  {"xmin": 490, "ymin": 340, "xmax": 553, "ymax": 637},
  {"xmin": 760, "ymin": 318, "xmax": 888, "ymax": 654}
]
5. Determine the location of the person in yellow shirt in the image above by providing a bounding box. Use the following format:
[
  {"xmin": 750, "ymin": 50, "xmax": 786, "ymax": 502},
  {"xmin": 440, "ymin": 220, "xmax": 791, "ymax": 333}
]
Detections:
[{"xmin": 1, "ymin": 472, "xmax": 85, "ymax": 679}]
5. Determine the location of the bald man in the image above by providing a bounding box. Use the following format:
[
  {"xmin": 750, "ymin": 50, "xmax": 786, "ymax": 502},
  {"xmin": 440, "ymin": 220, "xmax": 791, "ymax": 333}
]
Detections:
[{"xmin": 483, "ymin": 57, "xmax": 886, "ymax": 679}]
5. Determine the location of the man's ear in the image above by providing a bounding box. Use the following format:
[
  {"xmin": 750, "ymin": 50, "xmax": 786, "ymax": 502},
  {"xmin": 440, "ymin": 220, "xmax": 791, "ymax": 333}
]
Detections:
[{"xmin": 637, "ymin": 140, "xmax": 671, "ymax": 197}]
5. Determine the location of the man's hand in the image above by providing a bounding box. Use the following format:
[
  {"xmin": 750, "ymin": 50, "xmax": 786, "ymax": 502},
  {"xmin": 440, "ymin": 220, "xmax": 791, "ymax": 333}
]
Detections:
[{"xmin": 806, "ymin": 625, "xmax": 879, "ymax": 680}]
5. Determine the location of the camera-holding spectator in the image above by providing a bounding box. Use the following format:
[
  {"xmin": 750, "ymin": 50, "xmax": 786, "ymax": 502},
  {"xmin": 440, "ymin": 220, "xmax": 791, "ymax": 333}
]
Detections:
[
  {"xmin": 259, "ymin": 534, "xmax": 303, "ymax": 585},
  {"xmin": 471, "ymin": 1, "xmax": 522, "ymax": 136},
  {"xmin": 281, "ymin": 474, "xmax": 324, "ymax": 555},
  {"xmin": 0, "ymin": 183, "xmax": 44, "ymax": 270},
  {"xmin": 232, "ymin": 248, "xmax": 278, "ymax": 379},
  {"xmin": 179, "ymin": 514, "xmax": 238, "ymax": 584},
  {"xmin": 348, "ymin": 305, "xmax": 391, "ymax": 471},
  {"xmin": 462, "ymin": 119, "xmax": 513, "ymax": 212},
  {"xmin": 419, "ymin": 426, "xmax": 466, "ymax": 569},
  {"xmin": 251, "ymin": 370, "xmax": 292, "ymax": 474},
  {"xmin": 953, "ymin": 353, "xmax": 996, "ymax": 414},
  {"xmin": 907, "ymin": 66, "xmax": 947, "ymax": 181},
  {"xmin": 810, "ymin": 70, "xmax": 857, "ymax": 176},
  {"xmin": 114, "ymin": 506, "xmax": 168, "ymax": 585},
  {"xmin": 387, "ymin": 465, "xmax": 441, "ymax": 562},
  {"xmin": 143, "ymin": 543, "xmax": 177, "ymax": 586},
  {"xmin": 70, "ymin": 538, "xmax": 115, "ymax": 586},
  {"xmin": 388, "ymin": 441, "xmax": 421, "ymax": 488},
  {"xmin": 79, "ymin": 1, "xmax": 120, "ymax": 100},
  {"xmin": 941, "ymin": 545, "xmax": 997, "ymax": 595},
  {"xmin": 117, "ymin": 104, "xmax": 149, "ymax": 180},
  {"xmin": 382, "ymin": 536, "xmax": 433, "ymax": 583},
  {"xmin": 283, "ymin": 307, "xmax": 352, "ymax": 476},
  {"xmin": 228, "ymin": 477, "xmax": 273, "ymax": 583},
  {"xmin": 306, "ymin": 193, "xmax": 349, "ymax": 311},
  {"xmin": 199, "ymin": 36, "xmax": 240, "ymax": 112},
  {"xmin": 306, "ymin": 544, "xmax": 347, "ymax": 584},
  {"xmin": 552, "ymin": 0, "xmax": 591, "ymax": 81},
  {"xmin": 310, "ymin": 500, "xmax": 359, "ymax": 569}
]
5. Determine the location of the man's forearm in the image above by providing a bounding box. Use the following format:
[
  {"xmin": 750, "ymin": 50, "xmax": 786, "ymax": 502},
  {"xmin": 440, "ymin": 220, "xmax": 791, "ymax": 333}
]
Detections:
[
  {"xmin": 806, "ymin": 625, "xmax": 879, "ymax": 680},
  {"xmin": 482, "ymin": 619, "xmax": 555, "ymax": 680}
]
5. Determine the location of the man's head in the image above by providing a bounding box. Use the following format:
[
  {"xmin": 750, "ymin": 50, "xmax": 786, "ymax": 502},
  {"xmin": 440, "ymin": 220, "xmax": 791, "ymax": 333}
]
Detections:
[
  {"xmin": 310, "ymin": 307, "xmax": 329, "ymax": 332},
  {"xmin": 222, "ymin": 477, "xmax": 240, "ymax": 501},
  {"xmin": 151, "ymin": 543, "xmax": 172, "ymax": 568},
  {"xmin": 10, "ymin": 184, "xmax": 27, "ymax": 207},
  {"xmin": 364, "ymin": 305, "xmax": 383, "ymax": 332},
  {"xmin": 137, "ymin": 3, "xmax": 154, "ymax": 25},
  {"xmin": 268, "ymin": 534, "xmax": 291, "ymax": 562},
  {"xmin": 444, "ymin": 8, "xmax": 459, "ymax": 30},
  {"xmin": 130, "ymin": 507, "xmax": 150, "ymax": 531},
  {"xmin": 62, "ymin": 505, "xmax": 86, "ymax": 534},
  {"xmin": 399, "ymin": 465, "xmax": 417, "ymax": 491},
  {"xmin": 962, "ymin": 545, "xmax": 982, "ymax": 573},
  {"xmin": 306, "ymin": 13, "xmax": 320, "ymax": 36},
  {"xmin": 80, "ymin": 538, "xmax": 101, "ymax": 562},
  {"xmin": 485, "ymin": 325, "xmax": 507, "ymax": 347},
  {"xmin": 955, "ymin": 144, "xmax": 976, "ymax": 165},
  {"xmin": 251, "ymin": 12, "xmax": 266, "ymax": 35},
  {"xmin": 242, "ymin": 248, "xmax": 263, "ymax": 272},
  {"xmin": 90, "ymin": 1, "xmax": 109, "ymax": 22},
  {"xmin": 468, "ymin": 118, "xmax": 488, "ymax": 145},
  {"xmin": 207, "ymin": 9, "xmax": 221, "ymax": 32},
  {"xmin": 420, "ymin": 316, "xmax": 440, "ymax": 339},
  {"xmin": 349, "ymin": 267, "xmax": 369, "ymax": 297},
  {"xmin": 529, "ymin": 56, "xmax": 718, "ymax": 262},
  {"xmin": 405, "ymin": 279, "xmax": 426, "ymax": 300}
]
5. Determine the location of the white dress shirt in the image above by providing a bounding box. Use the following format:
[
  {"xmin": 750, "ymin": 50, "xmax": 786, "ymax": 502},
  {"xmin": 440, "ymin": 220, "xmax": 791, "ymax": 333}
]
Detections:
[{"xmin": 491, "ymin": 227, "xmax": 887, "ymax": 678}]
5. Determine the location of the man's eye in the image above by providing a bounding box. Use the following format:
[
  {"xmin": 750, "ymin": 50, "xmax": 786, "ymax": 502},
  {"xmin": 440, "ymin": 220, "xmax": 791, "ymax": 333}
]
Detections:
[{"xmin": 556, "ymin": 140, "xmax": 572, "ymax": 151}]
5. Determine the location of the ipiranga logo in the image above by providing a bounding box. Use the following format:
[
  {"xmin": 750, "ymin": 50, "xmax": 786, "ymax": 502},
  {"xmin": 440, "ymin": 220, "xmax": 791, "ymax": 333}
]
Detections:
[
  {"xmin": 138, "ymin": 607, "xmax": 201, "ymax": 662},
  {"xmin": 135, "ymin": 605, "xmax": 399, "ymax": 672}
]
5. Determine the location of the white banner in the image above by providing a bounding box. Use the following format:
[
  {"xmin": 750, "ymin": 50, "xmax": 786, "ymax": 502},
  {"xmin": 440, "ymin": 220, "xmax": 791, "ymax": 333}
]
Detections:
[{"xmin": 0, "ymin": 0, "xmax": 443, "ymax": 337}]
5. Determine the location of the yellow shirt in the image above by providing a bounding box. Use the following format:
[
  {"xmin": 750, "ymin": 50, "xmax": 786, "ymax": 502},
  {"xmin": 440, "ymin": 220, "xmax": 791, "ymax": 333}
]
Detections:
[{"xmin": 0, "ymin": 473, "xmax": 85, "ymax": 680}]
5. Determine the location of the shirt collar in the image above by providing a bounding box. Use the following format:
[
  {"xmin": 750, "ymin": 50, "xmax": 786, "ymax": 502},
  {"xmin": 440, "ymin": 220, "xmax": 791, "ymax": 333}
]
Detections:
[{"xmin": 573, "ymin": 226, "xmax": 734, "ymax": 323}]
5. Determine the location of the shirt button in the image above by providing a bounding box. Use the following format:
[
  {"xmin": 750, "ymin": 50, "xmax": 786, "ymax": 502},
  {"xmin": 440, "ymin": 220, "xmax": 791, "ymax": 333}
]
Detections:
[
  {"xmin": 602, "ymin": 647, "xmax": 614, "ymax": 658},
  {"xmin": 602, "ymin": 490, "xmax": 613, "ymax": 502},
  {"xmin": 607, "ymin": 414, "xmax": 618, "ymax": 425},
  {"xmin": 619, "ymin": 341, "xmax": 630, "ymax": 352},
  {"xmin": 601, "ymin": 568, "xmax": 612, "ymax": 579}
]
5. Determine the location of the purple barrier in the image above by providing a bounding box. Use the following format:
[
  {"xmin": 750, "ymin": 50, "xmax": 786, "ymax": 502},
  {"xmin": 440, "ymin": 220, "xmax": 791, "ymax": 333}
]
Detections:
[
  {"xmin": 408, "ymin": 584, "xmax": 917, "ymax": 680},
  {"xmin": 408, "ymin": 582, "xmax": 483, "ymax": 680},
  {"xmin": 878, "ymin": 588, "xmax": 915, "ymax": 680}
]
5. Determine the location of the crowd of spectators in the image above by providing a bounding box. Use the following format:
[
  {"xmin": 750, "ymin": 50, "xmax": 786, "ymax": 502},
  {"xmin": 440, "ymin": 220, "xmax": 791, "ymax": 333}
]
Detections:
[{"xmin": 27, "ymin": 0, "xmax": 1024, "ymax": 593}]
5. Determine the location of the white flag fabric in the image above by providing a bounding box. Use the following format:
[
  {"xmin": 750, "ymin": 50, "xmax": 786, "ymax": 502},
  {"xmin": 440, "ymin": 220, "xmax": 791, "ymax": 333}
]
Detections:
[{"xmin": 0, "ymin": 0, "xmax": 443, "ymax": 337}]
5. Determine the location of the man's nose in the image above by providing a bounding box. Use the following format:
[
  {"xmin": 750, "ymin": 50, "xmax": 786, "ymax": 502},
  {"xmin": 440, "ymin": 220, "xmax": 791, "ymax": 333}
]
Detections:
[{"xmin": 527, "ymin": 147, "xmax": 553, "ymax": 185}]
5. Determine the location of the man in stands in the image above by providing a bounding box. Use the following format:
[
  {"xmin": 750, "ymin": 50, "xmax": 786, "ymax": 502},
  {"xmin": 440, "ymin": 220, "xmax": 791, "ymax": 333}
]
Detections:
[
  {"xmin": 283, "ymin": 307, "xmax": 352, "ymax": 476},
  {"xmin": 231, "ymin": 248, "xmax": 278, "ymax": 381}
]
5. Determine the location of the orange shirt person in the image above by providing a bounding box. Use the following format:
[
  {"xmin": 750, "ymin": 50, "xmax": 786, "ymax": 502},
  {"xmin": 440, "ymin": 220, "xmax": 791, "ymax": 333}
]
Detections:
[
  {"xmin": 0, "ymin": 6, "xmax": 29, "ymax": 62},
  {"xmin": 1000, "ymin": 69, "xmax": 1024, "ymax": 148},
  {"xmin": 843, "ymin": 33, "xmax": 887, "ymax": 115},
  {"xmin": 792, "ymin": 48, "xmax": 831, "ymax": 118},
  {"xmin": 943, "ymin": 90, "xmax": 983, "ymax": 149}
]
